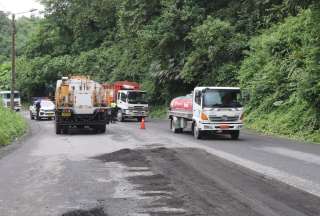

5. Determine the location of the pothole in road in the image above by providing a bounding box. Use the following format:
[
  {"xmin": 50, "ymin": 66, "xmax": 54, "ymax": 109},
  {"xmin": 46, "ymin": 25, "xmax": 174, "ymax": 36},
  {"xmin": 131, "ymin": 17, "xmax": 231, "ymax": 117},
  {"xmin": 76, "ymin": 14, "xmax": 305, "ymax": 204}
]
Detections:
[
  {"xmin": 93, "ymin": 148, "xmax": 149, "ymax": 167},
  {"xmin": 93, "ymin": 148, "xmax": 189, "ymax": 216},
  {"xmin": 62, "ymin": 207, "xmax": 108, "ymax": 216}
]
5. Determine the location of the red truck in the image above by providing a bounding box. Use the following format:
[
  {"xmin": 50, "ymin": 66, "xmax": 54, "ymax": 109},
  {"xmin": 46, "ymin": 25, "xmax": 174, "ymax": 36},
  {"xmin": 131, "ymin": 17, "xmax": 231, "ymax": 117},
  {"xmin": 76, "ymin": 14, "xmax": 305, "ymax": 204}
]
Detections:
[{"xmin": 103, "ymin": 81, "xmax": 149, "ymax": 122}]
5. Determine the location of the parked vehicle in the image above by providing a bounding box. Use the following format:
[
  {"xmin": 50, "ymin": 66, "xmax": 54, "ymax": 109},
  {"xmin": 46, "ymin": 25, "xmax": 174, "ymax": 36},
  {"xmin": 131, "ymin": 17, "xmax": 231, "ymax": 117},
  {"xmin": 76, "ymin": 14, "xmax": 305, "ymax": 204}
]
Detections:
[
  {"xmin": 0, "ymin": 90, "xmax": 21, "ymax": 111},
  {"xmin": 29, "ymin": 98, "xmax": 55, "ymax": 120},
  {"xmin": 168, "ymin": 87, "xmax": 244, "ymax": 140},
  {"xmin": 55, "ymin": 76, "xmax": 112, "ymax": 134},
  {"xmin": 103, "ymin": 81, "xmax": 149, "ymax": 122}
]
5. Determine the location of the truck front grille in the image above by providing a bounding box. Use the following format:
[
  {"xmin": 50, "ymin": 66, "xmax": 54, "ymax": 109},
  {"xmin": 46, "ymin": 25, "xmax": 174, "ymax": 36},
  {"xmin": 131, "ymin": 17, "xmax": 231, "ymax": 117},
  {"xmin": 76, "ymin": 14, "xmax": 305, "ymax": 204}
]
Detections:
[
  {"xmin": 133, "ymin": 106, "xmax": 145, "ymax": 111},
  {"xmin": 210, "ymin": 116, "xmax": 239, "ymax": 122}
]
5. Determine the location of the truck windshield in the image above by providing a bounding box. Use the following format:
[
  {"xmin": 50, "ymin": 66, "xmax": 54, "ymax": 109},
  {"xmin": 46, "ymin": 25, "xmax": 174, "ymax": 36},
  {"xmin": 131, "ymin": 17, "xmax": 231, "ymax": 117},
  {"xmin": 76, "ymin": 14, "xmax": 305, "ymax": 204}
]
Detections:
[
  {"xmin": 3, "ymin": 93, "xmax": 20, "ymax": 99},
  {"xmin": 127, "ymin": 92, "xmax": 147, "ymax": 104},
  {"xmin": 203, "ymin": 89, "xmax": 242, "ymax": 108}
]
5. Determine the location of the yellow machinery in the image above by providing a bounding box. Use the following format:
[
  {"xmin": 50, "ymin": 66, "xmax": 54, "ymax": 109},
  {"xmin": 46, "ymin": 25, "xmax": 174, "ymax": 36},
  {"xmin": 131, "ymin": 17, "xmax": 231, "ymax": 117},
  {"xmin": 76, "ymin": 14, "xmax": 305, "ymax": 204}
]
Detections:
[{"xmin": 55, "ymin": 76, "xmax": 111, "ymax": 134}]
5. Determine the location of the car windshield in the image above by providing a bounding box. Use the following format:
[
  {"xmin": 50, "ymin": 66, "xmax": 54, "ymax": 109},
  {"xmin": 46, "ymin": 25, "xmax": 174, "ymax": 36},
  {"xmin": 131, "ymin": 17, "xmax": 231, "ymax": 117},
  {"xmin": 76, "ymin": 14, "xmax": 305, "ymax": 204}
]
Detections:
[
  {"xmin": 40, "ymin": 101, "xmax": 54, "ymax": 107},
  {"xmin": 127, "ymin": 92, "xmax": 147, "ymax": 104},
  {"xmin": 203, "ymin": 89, "xmax": 242, "ymax": 108}
]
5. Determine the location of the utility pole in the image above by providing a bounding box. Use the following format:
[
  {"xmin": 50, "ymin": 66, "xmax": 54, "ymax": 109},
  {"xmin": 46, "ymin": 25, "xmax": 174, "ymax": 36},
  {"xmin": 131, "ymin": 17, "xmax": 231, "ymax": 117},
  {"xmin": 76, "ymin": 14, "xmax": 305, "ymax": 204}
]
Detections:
[
  {"xmin": 10, "ymin": 13, "xmax": 16, "ymax": 111},
  {"xmin": 9, "ymin": 9, "xmax": 37, "ymax": 111}
]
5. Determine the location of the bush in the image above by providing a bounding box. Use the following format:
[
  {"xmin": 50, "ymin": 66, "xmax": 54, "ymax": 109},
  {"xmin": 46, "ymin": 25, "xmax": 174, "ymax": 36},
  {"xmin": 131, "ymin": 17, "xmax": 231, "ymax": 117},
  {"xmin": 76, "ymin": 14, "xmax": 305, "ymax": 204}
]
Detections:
[
  {"xmin": 0, "ymin": 107, "xmax": 27, "ymax": 146},
  {"xmin": 149, "ymin": 105, "xmax": 168, "ymax": 119},
  {"xmin": 240, "ymin": 9, "xmax": 320, "ymax": 143}
]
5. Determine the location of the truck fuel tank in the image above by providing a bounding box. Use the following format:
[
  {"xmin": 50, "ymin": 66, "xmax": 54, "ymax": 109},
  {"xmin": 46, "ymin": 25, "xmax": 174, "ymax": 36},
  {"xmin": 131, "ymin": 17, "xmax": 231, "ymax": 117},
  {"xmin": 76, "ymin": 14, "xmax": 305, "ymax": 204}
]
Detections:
[{"xmin": 170, "ymin": 94, "xmax": 193, "ymax": 112}]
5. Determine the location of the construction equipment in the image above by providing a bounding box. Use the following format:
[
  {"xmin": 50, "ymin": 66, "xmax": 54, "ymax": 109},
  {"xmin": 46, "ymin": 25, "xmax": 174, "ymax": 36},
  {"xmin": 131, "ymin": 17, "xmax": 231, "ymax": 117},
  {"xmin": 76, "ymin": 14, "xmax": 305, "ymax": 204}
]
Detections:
[{"xmin": 55, "ymin": 76, "xmax": 112, "ymax": 134}]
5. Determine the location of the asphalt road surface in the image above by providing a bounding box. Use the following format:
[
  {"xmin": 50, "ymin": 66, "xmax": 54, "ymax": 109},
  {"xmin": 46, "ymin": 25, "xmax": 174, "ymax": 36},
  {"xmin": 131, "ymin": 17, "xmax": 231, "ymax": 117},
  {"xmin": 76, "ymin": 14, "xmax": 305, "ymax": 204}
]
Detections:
[{"xmin": 1, "ymin": 113, "xmax": 320, "ymax": 216}]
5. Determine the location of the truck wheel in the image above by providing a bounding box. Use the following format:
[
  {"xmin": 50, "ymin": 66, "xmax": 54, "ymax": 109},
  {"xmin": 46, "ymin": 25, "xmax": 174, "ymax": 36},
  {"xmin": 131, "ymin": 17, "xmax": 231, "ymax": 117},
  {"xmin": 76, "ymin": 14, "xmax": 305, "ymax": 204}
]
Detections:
[
  {"xmin": 62, "ymin": 126, "xmax": 69, "ymax": 134},
  {"xmin": 117, "ymin": 110, "xmax": 124, "ymax": 122},
  {"xmin": 55, "ymin": 123, "xmax": 61, "ymax": 134},
  {"xmin": 170, "ymin": 119, "xmax": 182, "ymax": 133},
  {"xmin": 230, "ymin": 130, "xmax": 240, "ymax": 140},
  {"xmin": 100, "ymin": 125, "xmax": 106, "ymax": 133},
  {"xmin": 193, "ymin": 123, "xmax": 202, "ymax": 139}
]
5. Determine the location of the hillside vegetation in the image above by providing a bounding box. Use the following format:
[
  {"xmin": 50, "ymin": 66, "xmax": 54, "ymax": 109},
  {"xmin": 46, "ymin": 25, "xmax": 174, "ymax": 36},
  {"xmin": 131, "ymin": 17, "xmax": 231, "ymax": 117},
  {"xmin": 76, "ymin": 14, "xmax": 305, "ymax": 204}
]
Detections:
[
  {"xmin": 0, "ymin": 0, "xmax": 319, "ymax": 142},
  {"xmin": 0, "ymin": 13, "xmax": 38, "ymax": 145},
  {"xmin": 0, "ymin": 107, "xmax": 27, "ymax": 146},
  {"xmin": 240, "ymin": 9, "xmax": 320, "ymax": 142}
]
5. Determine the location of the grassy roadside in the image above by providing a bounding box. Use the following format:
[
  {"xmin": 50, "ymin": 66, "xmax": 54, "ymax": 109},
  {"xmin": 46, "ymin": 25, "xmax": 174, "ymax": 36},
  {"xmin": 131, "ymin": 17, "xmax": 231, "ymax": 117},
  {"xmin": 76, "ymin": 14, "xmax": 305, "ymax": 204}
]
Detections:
[
  {"xmin": 245, "ymin": 109, "xmax": 320, "ymax": 144},
  {"xmin": 149, "ymin": 105, "xmax": 168, "ymax": 120},
  {"xmin": 0, "ymin": 107, "xmax": 27, "ymax": 146}
]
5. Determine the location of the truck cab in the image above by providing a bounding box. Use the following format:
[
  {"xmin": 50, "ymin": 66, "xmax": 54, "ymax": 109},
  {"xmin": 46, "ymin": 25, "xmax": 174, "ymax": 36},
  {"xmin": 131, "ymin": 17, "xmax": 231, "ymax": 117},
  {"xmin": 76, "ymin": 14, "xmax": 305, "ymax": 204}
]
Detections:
[
  {"xmin": 0, "ymin": 91, "xmax": 21, "ymax": 111},
  {"xmin": 116, "ymin": 90, "xmax": 149, "ymax": 122},
  {"xmin": 192, "ymin": 87, "xmax": 244, "ymax": 139}
]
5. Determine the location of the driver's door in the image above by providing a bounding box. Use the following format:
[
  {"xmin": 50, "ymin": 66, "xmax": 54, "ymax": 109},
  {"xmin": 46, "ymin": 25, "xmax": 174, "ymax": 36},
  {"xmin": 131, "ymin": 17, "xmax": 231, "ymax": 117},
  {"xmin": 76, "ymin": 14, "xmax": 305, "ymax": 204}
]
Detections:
[{"xmin": 193, "ymin": 90, "xmax": 202, "ymax": 122}]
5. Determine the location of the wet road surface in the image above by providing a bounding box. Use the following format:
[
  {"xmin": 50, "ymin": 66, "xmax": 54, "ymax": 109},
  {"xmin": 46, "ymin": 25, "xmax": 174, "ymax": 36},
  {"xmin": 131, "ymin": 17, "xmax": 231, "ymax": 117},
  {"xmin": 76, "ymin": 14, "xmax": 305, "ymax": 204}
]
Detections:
[{"xmin": 0, "ymin": 114, "xmax": 320, "ymax": 215}]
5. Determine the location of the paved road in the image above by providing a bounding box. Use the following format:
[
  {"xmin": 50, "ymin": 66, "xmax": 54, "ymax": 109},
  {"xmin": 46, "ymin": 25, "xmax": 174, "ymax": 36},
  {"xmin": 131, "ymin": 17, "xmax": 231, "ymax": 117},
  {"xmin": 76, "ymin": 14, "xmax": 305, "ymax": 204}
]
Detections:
[{"xmin": 0, "ymin": 114, "xmax": 320, "ymax": 215}]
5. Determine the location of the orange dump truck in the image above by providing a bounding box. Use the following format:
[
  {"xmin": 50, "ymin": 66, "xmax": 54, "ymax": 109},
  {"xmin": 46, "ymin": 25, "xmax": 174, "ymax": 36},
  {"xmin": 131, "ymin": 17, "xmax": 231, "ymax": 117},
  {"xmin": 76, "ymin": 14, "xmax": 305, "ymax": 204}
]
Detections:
[
  {"xmin": 102, "ymin": 81, "xmax": 149, "ymax": 122},
  {"xmin": 55, "ymin": 76, "xmax": 112, "ymax": 134}
]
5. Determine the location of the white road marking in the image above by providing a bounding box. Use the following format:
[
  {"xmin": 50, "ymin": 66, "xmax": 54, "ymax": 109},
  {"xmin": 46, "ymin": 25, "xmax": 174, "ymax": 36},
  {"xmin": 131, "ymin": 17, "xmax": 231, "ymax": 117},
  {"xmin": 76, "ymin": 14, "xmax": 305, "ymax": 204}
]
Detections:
[
  {"xmin": 259, "ymin": 147, "xmax": 320, "ymax": 166},
  {"xmin": 144, "ymin": 207, "xmax": 186, "ymax": 213}
]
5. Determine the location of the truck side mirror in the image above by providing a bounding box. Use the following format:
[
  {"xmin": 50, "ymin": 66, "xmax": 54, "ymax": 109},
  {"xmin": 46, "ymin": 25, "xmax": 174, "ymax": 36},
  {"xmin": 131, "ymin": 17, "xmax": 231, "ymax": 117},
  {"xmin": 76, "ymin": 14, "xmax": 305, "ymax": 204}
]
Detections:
[{"xmin": 242, "ymin": 90, "xmax": 250, "ymax": 104}]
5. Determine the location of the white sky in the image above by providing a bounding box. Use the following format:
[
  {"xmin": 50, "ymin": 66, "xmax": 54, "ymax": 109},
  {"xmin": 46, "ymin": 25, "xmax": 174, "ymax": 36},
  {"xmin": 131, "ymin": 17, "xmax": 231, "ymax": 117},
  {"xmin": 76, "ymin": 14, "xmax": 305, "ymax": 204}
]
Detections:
[{"xmin": 0, "ymin": 0, "xmax": 44, "ymax": 17}]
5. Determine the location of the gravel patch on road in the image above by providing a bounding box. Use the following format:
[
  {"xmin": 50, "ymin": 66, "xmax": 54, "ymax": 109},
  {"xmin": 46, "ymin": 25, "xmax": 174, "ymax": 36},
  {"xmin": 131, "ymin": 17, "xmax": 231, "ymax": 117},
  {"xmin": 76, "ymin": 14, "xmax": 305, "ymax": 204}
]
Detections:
[{"xmin": 92, "ymin": 147, "xmax": 320, "ymax": 216}]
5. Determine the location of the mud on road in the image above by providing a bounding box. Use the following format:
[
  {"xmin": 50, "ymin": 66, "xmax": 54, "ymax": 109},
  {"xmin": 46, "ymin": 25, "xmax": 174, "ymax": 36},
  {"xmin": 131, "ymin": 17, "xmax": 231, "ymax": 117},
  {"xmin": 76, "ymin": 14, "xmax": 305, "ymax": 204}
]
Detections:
[{"xmin": 86, "ymin": 147, "xmax": 320, "ymax": 216}]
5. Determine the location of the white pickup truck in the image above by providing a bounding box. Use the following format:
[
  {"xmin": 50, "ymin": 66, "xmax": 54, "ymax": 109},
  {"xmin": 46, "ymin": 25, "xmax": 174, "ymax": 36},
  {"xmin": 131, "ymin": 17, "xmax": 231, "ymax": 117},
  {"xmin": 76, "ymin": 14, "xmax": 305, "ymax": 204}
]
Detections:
[{"xmin": 168, "ymin": 87, "xmax": 244, "ymax": 139}]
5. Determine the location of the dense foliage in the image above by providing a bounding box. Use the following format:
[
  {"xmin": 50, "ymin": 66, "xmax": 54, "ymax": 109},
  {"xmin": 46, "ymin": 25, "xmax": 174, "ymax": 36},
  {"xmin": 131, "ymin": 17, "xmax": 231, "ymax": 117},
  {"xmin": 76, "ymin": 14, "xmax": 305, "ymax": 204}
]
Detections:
[
  {"xmin": 0, "ymin": 0, "xmax": 319, "ymax": 142},
  {"xmin": 0, "ymin": 106, "xmax": 27, "ymax": 145},
  {"xmin": 240, "ymin": 8, "xmax": 320, "ymax": 142}
]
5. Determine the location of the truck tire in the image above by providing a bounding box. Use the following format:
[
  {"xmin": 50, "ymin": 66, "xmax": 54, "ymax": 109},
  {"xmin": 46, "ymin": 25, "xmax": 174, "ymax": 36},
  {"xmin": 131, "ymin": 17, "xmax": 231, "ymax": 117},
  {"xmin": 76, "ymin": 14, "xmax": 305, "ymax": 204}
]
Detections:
[
  {"xmin": 117, "ymin": 110, "xmax": 124, "ymax": 122},
  {"xmin": 62, "ymin": 126, "xmax": 69, "ymax": 134},
  {"xmin": 230, "ymin": 130, "xmax": 240, "ymax": 140},
  {"xmin": 55, "ymin": 123, "xmax": 61, "ymax": 134},
  {"xmin": 100, "ymin": 125, "xmax": 106, "ymax": 133},
  {"xmin": 193, "ymin": 123, "xmax": 202, "ymax": 139},
  {"xmin": 170, "ymin": 119, "xmax": 182, "ymax": 133}
]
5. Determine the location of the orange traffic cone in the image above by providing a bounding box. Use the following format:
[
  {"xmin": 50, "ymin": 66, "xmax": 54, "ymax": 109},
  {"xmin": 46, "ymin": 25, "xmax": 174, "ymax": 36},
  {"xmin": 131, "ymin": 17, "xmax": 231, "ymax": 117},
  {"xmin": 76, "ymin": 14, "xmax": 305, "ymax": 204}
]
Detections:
[{"xmin": 140, "ymin": 118, "xmax": 146, "ymax": 129}]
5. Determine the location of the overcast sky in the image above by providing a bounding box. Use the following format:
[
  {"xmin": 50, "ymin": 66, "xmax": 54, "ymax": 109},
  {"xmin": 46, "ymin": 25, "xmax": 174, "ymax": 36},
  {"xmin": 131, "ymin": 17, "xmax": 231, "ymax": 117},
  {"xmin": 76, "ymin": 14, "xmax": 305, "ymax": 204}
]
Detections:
[{"xmin": 0, "ymin": 0, "xmax": 44, "ymax": 17}]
